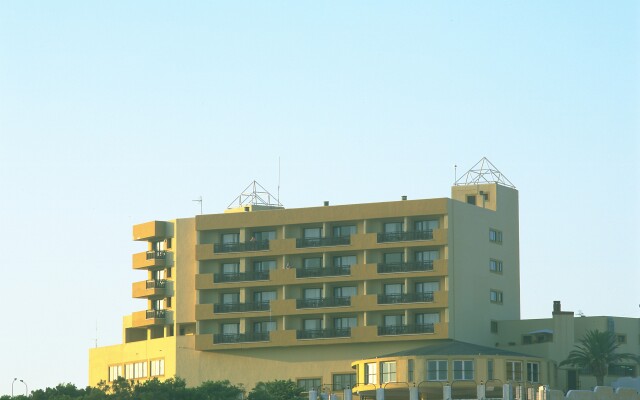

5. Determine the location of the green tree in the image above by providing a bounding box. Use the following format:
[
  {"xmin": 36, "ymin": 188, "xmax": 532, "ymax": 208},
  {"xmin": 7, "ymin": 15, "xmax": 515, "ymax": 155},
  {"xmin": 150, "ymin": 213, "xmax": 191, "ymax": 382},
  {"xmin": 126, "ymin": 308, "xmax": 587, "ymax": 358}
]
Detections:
[
  {"xmin": 193, "ymin": 380, "xmax": 244, "ymax": 400},
  {"xmin": 247, "ymin": 380, "xmax": 303, "ymax": 400},
  {"xmin": 559, "ymin": 329, "xmax": 636, "ymax": 386}
]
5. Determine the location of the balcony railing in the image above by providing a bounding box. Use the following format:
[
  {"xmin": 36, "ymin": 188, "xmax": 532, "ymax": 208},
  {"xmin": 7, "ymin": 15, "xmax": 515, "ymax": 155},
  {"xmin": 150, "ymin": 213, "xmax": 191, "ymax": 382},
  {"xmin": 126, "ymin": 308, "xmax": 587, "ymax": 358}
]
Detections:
[
  {"xmin": 214, "ymin": 301, "xmax": 270, "ymax": 313},
  {"xmin": 296, "ymin": 297, "xmax": 351, "ymax": 309},
  {"xmin": 296, "ymin": 236, "xmax": 350, "ymax": 248},
  {"xmin": 146, "ymin": 309, "xmax": 166, "ymax": 319},
  {"xmin": 378, "ymin": 323, "xmax": 435, "ymax": 335},
  {"xmin": 214, "ymin": 332, "xmax": 270, "ymax": 344},
  {"xmin": 377, "ymin": 260, "xmax": 434, "ymax": 273},
  {"xmin": 214, "ymin": 240, "xmax": 269, "ymax": 253},
  {"xmin": 297, "ymin": 328, "xmax": 351, "ymax": 339},
  {"xmin": 213, "ymin": 271, "xmax": 270, "ymax": 283},
  {"xmin": 296, "ymin": 266, "xmax": 351, "ymax": 278},
  {"xmin": 377, "ymin": 230, "xmax": 433, "ymax": 243},
  {"xmin": 377, "ymin": 292, "xmax": 434, "ymax": 304},
  {"xmin": 146, "ymin": 250, "xmax": 167, "ymax": 260},
  {"xmin": 145, "ymin": 279, "xmax": 167, "ymax": 289}
]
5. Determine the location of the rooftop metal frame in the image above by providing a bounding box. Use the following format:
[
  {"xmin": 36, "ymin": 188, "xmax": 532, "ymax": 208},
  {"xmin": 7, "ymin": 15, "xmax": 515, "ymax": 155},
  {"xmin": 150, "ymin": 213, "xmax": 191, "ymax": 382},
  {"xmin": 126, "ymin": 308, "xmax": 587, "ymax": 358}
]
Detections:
[
  {"xmin": 454, "ymin": 157, "xmax": 515, "ymax": 188},
  {"xmin": 227, "ymin": 180, "xmax": 283, "ymax": 209}
]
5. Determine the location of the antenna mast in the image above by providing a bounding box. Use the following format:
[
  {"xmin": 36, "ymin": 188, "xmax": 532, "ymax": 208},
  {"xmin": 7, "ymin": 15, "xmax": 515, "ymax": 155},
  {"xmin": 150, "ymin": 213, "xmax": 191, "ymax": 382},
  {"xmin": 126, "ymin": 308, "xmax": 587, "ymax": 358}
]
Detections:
[
  {"xmin": 277, "ymin": 157, "xmax": 281, "ymax": 206},
  {"xmin": 192, "ymin": 196, "xmax": 203, "ymax": 214}
]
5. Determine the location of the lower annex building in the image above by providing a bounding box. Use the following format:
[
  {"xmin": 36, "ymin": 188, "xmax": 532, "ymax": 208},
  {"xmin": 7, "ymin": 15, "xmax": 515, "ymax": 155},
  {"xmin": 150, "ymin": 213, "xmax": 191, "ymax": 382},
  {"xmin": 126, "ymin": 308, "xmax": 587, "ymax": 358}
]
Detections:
[{"xmin": 88, "ymin": 159, "xmax": 639, "ymax": 394}]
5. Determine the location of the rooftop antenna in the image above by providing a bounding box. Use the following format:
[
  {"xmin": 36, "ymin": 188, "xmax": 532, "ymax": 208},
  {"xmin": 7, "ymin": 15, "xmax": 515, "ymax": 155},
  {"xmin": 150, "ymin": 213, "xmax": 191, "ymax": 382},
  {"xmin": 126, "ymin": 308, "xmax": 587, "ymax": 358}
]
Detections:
[
  {"xmin": 227, "ymin": 181, "xmax": 283, "ymax": 209},
  {"xmin": 192, "ymin": 196, "xmax": 203, "ymax": 215},
  {"xmin": 94, "ymin": 321, "xmax": 98, "ymax": 348},
  {"xmin": 277, "ymin": 156, "xmax": 281, "ymax": 206},
  {"xmin": 454, "ymin": 164, "xmax": 458, "ymax": 185}
]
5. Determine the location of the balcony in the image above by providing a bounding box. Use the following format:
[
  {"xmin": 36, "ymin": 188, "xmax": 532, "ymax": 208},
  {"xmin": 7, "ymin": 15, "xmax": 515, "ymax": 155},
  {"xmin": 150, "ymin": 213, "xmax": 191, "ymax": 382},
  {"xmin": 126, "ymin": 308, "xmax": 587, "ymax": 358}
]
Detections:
[
  {"xmin": 296, "ymin": 266, "xmax": 351, "ymax": 278},
  {"xmin": 133, "ymin": 250, "xmax": 169, "ymax": 270},
  {"xmin": 296, "ymin": 236, "xmax": 350, "ymax": 248},
  {"xmin": 214, "ymin": 332, "xmax": 270, "ymax": 344},
  {"xmin": 297, "ymin": 328, "xmax": 351, "ymax": 339},
  {"xmin": 214, "ymin": 240, "xmax": 269, "ymax": 253},
  {"xmin": 131, "ymin": 309, "xmax": 170, "ymax": 328},
  {"xmin": 377, "ymin": 260, "xmax": 434, "ymax": 273},
  {"xmin": 378, "ymin": 323, "xmax": 435, "ymax": 336},
  {"xmin": 132, "ymin": 279, "xmax": 167, "ymax": 298},
  {"xmin": 377, "ymin": 230, "xmax": 433, "ymax": 243},
  {"xmin": 296, "ymin": 297, "xmax": 351, "ymax": 309},
  {"xmin": 146, "ymin": 309, "xmax": 166, "ymax": 319},
  {"xmin": 146, "ymin": 250, "xmax": 167, "ymax": 260},
  {"xmin": 213, "ymin": 271, "xmax": 270, "ymax": 283},
  {"xmin": 214, "ymin": 302, "xmax": 270, "ymax": 313},
  {"xmin": 377, "ymin": 292, "xmax": 434, "ymax": 304}
]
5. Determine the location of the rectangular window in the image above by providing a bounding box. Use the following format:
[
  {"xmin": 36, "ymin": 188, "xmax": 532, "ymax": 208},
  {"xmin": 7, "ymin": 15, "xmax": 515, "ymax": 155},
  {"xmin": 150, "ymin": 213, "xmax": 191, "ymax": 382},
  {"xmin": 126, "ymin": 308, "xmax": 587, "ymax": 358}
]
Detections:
[
  {"xmin": 427, "ymin": 360, "xmax": 448, "ymax": 381},
  {"xmin": 334, "ymin": 317, "xmax": 357, "ymax": 329},
  {"xmin": 527, "ymin": 362, "xmax": 539, "ymax": 382},
  {"xmin": 222, "ymin": 262, "xmax": 239, "ymax": 274},
  {"xmin": 252, "ymin": 230, "xmax": 276, "ymax": 241},
  {"xmin": 415, "ymin": 250, "xmax": 439, "ymax": 262},
  {"xmin": 490, "ymin": 290, "xmax": 503, "ymax": 304},
  {"xmin": 108, "ymin": 365, "xmax": 123, "ymax": 382},
  {"xmin": 150, "ymin": 359, "xmax": 165, "ymax": 377},
  {"xmin": 333, "ymin": 225, "xmax": 356, "ymax": 237},
  {"xmin": 133, "ymin": 361, "xmax": 147, "ymax": 379},
  {"xmin": 297, "ymin": 378, "xmax": 321, "ymax": 392},
  {"xmin": 303, "ymin": 227, "xmax": 322, "ymax": 238},
  {"xmin": 165, "ymin": 297, "xmax": 172, "ymax": 308},
  {"xmin": 365, "ymin": 362, "xmax": 378, "ymax": 384},
  {"xmin": 253, "ymin": 291, "xmax": 276, "ymax": 303},
  {"xmin": 304, "ymin": 288, "xmax": 322, "ymax": 299},
  {"xmin": 381, "ymin": 361, "xmax": 397, "ymax": 383},
  {"xmin": 222, "ymin": 292, "xmax": 240, "ymax": 304},
  {"xmin": 384, "ymin": 283, "xmax": 404, "ymax": 295},
  {"xmin": 253, "ymin": 321, "xmax": 276, "ymax": 333},
  {"xmin": 490, "ymin": 259, "xmax": 503, "ymax": 273},
  {"xmin": 489, "ymin": 229, "xmax": 503, "ymax": 244},
  {"xmin": 254, "ymin": 260, "xmax": 276, "ymax": 272},
  {"xmin": 506, "ymin": 361, "xmax": 522, "ymax": 381},
  {"xmin": 333, "ymin": 286, "xmax": 357, "ymax": 298},
  {"xmin": 333, "ymin": 255, "xmax": 357, "ymax": 268},
  {"xmin": 487, "ymin": 359, "xmax": 494, "ymax": 381},
  {"xmin": 384, "ymin": 252, "xmax": 404, "ymax": 264},
  {"xmin": 491, "ymin": 320, "xmax": 498, "ymax": 333},
  {"xmin": 221, "ymin": 233, "xmax": 239, "ymax": 244},
  {"xmin": 303, "ymin": 257, "xmax": 322, "ymax": 269},
  {"xmin": 415, "ymin": 220, "xmax": 439, "ymax": 231},
  {"xmin": 416, "ymin": 313, "xmax": 440, "ymax": 325},
  {"xmin": 333, "ymin": 373, "xmax": 356, "ymax": 390},
  {"xmin": 616, "ymin": 334, "xmax": 627, "ymax": 344},
  {"xmin": 222, "ymin": 323, "xmax": 239, "ymax": 335},
  {"xmin": 522, "ymin": 335, "xmax": 533, "ymax": 345},
  {"xmin": 304, "ymin": 319, "xmax": 322, "ymax": 331},
  {"xmin": 453, "ymin": 360, "xmax": 474, "ymax": 380},
  {"xmin": 384, "ymin": 315, "xmax": 405, "ymax": 326},
  {"xmin": 466, "ymin": 195, "xmax": 476, "ymax": 205},
  {"xmin": 408, "ymin": 359, "xmax": 415, "ymax": 382},
  {"xmin": 124, "ymin": 363, "xmax": 134, "ymax": 379},
  {"xmin": 416, "ymin": 281, "xmax": 439, "ymax": 294},
  {"xmin": 384, "ymin": 222, "xmax": 403, "ymax": 233}
]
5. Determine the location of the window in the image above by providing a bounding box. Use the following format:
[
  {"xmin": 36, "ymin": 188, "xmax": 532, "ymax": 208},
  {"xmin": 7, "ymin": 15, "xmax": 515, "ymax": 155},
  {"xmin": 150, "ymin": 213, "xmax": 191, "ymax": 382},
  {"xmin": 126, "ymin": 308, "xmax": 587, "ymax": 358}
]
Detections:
[
  {"xmin": 222, "ymin": 293, "xmax": 239, "ymax": 304},
  {"xmin": 222, "ymin": 323, "xmax": 239, "ymax": 335},
  {"xmin": 384, "ymin": 315, "xmax": 405, "ymax": 326},
  {"xmin": 253, "ymin": 321, "xmax": 276, "ymax": 333},
  {"xmin": 365, "ymin": 362, "xmax": 378, "ymax": 384},
  {"xmin": 453, "ymin": 360, "xmax": 474, "ymax": 380},
  {"xmin": 222, "ymin": 263, "xmax": 239, "ymax": 274},
  {"xmin": 303, "ymin": 257, "xmax": 322, "ymax": 269},
  {"xmin": 304, "ymin": 319, "xmax": 322, "ymax": 331},
  {"xmin": 381, "ymin": 361, "xmax": 397, "ymax": 383},
  {"xmin": 522, "ymin": 335, "xmax": 533, "ymax": 345},
  {"xmin": 254, "ymin": 291, "xmax": 276, "ymax": 303},
  {"xmin": 487, "ymin": 360, "xmax": 494, "ymax": 380},
  {"xmin": 333, "ymin": 225, "xmax": 356, "ymax": 237},
  {"xmin": 334, "ymin": 317, "xmax": 357, "ymax": 329},
  {"xmin": 333, "ymin": 373, "xmax": 356, "ymax": 390},
  {"xmin": 415, "ymin": 220, "xmax": 438, "ymax": 231},
  {"xmin": 384, "ymin": 283, "xmax": 404, "ymax": 295},
  {"xmin": 489, "ymin": 229, "xmax": 502, "ymax": 244},
  {"xmin": 506, "ymin": 361, "xmax": 522, "ymax": 381},
  {"xmin": 408, "ymin": 359, "xmax": 415, "ymax": 382},
  {"xmin": 303, "ymin": 227, "xmax": 322, "ymax": 238},
  {"xmin": 616, "ymin": 334, "xmax": 627, "ymax": 344},
  {"xmin": 384, "ymin": 222, "xmax": 403, "ymax": 233},
  {"xmin": 490, "ymin": 290, "xmax": 503, "ymax": 304},
  {"xmin": 490, "ymin": 259, "xmax": 503, "ymax": 273},
  {"xmin": 297, "ymin": 378, "xmax": 321, "ymax": 392},
  {"xmin": 491, "ymin": 320, "xmax": 498, "ymax": 333},
  {"xmin": 152, "ymin": 240, "xmax": 166, "ymax": 251},
  {"xmin": 333, "ymin": 255, "xmax": 357, "ymax": 268},
  {"xmin": 527, "ymin": 362, "xmax": 539, "ymax": 382},
  {"xmin": 384, "ymin": 252, "xmax": 403, "ymax": 264},
  {"xmin": 466, "ymin": 195, "xmax": 476, "ymax": 205},
  {"xmin": 152, "ymin": 269, "xmax": 166, "ymax": 280},
  {"xmin": 333, "ymin": 286, "xmax": 356, "ymax": 298},
  {"xmin": 221, "ymin": 233, "xmax": 239, "ymax": 244},
  {"xmin": 416, "ymin": 313, "xmax": 440, "ymax": 325},
  {"xmin": 609, "ymin": 364, "xmax": 637, "ymax": 377},
  {"xmin": 304, "ymin": 288, "xmax": 322, "ymax": 299},
  {"xmin": 416, "ymin": 282, "xmax": 439, "ymax": 294},
  {"xmin": 252, "ymin": 230, "xmax": 275, "ymax": 241},
  {"xmin": 415, "ymin": 250, "xmax": 439, "ymax": 262},
  {"xmin": 254, "ymin": 260, "xmax": 276, "ymax": 272},
  {"xmin": 108, "ymin": 365, "xmax": 122, "ymax": 382},
  {"xmin": 427, "ymin": 360, "xmax": 448, "ymax": 381},
  {"xmin": 166, "ymin": 267, "xmax": 172, "ymax": 278},
  {"xmin": 165, "ymin": 297, "xmax": 172, "ymax": 308},
  {"xmin": 152, "ymin": 299, "xmax": 164, "ymax": 310},
  {"xmin": 150, "ymin": 359, "xmax": 165, "ymax": 377},
  {"xmin": 124, "ymin": 362, "xmax": 147, "ymax": 379}
]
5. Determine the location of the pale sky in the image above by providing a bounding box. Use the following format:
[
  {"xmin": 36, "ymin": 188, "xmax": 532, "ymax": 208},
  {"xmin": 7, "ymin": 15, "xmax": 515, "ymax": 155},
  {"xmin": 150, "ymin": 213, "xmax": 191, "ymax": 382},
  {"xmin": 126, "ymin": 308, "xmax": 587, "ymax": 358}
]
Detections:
[{"xmin": 0, "ymin": 1, "xmax": 638, "ymax": 395}]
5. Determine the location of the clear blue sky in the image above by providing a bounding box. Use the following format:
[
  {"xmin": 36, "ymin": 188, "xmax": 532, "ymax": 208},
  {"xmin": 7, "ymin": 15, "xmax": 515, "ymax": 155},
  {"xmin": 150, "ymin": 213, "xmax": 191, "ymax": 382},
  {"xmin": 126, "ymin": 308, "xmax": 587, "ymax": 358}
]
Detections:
[{"xmin": 0, "ymin": 1, "xmax": 638, "ymax": 395}]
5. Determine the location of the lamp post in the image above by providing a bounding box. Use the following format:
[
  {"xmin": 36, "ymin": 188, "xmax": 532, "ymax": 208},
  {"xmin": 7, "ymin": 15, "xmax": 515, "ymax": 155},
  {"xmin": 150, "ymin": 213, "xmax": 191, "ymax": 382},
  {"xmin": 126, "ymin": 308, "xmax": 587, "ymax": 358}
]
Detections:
[
  {"xmin": 20, "ymin": 379, "xmax": 28, "ymax": 397},
  {"xmin": 11, "ymin": 378, "xmax": 17, "ymax": 396}
]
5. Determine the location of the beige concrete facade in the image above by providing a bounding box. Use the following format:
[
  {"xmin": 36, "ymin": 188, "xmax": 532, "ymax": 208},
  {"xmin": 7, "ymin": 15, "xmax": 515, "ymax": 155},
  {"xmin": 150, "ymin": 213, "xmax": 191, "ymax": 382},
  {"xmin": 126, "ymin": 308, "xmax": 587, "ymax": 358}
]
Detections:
[{"xmin": 89, "ymin": 182, "xmax": 525, "ymax": 391}]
